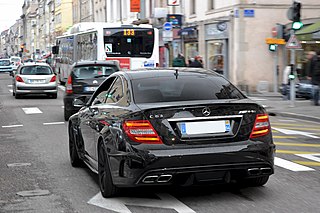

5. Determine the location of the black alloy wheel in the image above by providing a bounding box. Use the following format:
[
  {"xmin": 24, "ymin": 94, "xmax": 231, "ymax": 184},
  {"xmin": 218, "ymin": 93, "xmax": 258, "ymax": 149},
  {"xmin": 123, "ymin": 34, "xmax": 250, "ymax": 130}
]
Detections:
[
  {"xmin": 69, "ymin": 124, "xmax": 82, "ymax": 167},
  {"xmin": 98, "ymin": 142, "xmax": 118, "ymax": 198}
]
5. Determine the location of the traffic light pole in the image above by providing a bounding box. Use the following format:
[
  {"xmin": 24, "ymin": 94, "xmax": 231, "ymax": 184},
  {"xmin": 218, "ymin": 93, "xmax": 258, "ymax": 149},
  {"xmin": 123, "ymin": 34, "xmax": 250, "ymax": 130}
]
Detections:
[{"xmin": 289, "ymin": 29, "xmax": 296, "ymax": 107}]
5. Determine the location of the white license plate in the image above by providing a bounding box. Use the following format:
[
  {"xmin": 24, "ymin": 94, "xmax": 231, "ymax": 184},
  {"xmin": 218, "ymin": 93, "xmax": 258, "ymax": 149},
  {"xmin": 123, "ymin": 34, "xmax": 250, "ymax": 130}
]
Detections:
[
  {"xmin": 84, "ymin": 87, "xmax": 97, "ymax": 92},
  {"xmin": 180, "ymin": 120, "xmax": 231, "ymax": 135},
  {"xmin": 29, "ymin": 79, "xmax": 45, "ymax": 84}
]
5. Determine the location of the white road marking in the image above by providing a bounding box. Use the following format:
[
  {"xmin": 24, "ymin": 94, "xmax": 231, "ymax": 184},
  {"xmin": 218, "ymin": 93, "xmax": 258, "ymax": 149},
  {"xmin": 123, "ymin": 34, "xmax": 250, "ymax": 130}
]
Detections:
[
  {"xmin": 277, "ymin": 119, "xmax": 297, "ymax": 122},
  {"xmin": 296, "ymin": 153, "xmax": 320, "ymax": 162},
  {"xmin": 7, "ymin": 85, "xmax": 12, "ymax": 87},
  {"xmin": 61, "ymin": 106, "xmax": 64, "ymax": 109},
  {"xmin": 58, "ymin": 85, "xmax": 65, "ymax": 91},
  {"xmin": 9, "ymin": 89, "xmax": 13, "ymax": 93},
  {"xmin": 43, "ymin": 122, "xmax": 65, "ymax": 125},
  {"xmin": 2, "ymin": 124, "xmax": 23, "ymax": 128},
  {"xmin": 22, "ymin": 107, "xmax": 42, "ymax": 114},
  {"xmin": 88, "ymin": 193, "xmax": 196, "ymax": 213},
  {"xmin": 7, "ymin": 163, "xmax": 31, "ymax": 167},
  {"xmin": 275, "ymin": 157, "xmax": 315, "ymax": 171},
  {"xmin": 272, "ymin": 127, "xmax": 319, "ymax": 138}
]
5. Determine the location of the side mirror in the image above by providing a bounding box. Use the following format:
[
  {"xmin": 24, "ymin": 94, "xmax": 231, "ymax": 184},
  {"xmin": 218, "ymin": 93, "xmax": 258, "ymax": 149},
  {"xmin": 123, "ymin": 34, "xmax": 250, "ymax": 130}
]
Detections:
[{"xmin": 73, "ymin": 97, "xmax": 86, "ymax": 107}]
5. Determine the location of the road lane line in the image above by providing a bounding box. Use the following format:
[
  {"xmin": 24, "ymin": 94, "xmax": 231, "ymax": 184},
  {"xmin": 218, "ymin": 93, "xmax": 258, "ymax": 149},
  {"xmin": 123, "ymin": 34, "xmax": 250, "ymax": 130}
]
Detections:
[
  {"xmin": 7, "ymin": 85, "xmax": 12, "ymax": 87},
  {"xmin": 296, "ymin": 153, "xmax": 320, "ymax": 162},
  {"xmin": 274, "ymin": 157, "xmax": 315, "ymax": 171},
  {"xmin": 9, "ymin": 89, "xmax": 13, "ymax": 93},
  {"xmin": 292, "ymin": 161, "xmax": 320, "ymax": 166},
  {"xmin": 22, "ymin": 107, "xmax": 42, "ymax": 114},
  {"xmin": 43, "ymin": 122, "xmax": 65, "ymax": 125},
  {"xmin": 2, "ymin": 124, "xmax": 23, "ymax": 128},
  {"xmin": 276, "ymin": 150, "xmax": 317, "ymax": 154},
  {"xmin": 275, "ymin": 142, "xmax": 320, "ymax": 148},
  {"xmin": 273, "ymin": 136, "xmax": 296, "ymax": 139}
]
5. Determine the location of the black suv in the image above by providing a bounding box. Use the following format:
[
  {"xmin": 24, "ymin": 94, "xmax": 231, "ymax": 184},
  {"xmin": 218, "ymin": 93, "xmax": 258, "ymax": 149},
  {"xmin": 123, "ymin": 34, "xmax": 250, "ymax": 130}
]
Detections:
[{"xmin": 63, "ymin": 60, "xmax": 120, "ymax": 120}]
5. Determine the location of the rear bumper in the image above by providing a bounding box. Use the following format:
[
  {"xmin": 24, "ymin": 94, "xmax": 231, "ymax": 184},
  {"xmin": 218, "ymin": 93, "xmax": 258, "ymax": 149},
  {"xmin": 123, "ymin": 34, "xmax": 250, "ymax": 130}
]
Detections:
[
  {"xmin": 107, "ymin": 141, "xmax": 275, "ymax": 187},
  {"xmin": 16, "ymin": 84, "xmax": 57, "ymax": 94}
]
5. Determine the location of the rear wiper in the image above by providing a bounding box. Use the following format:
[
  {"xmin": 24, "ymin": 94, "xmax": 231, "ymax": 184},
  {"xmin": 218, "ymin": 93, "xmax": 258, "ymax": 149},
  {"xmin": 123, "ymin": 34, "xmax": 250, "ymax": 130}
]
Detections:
[{"xmin": 94, "ymin": 74, "xmax": 110, "ymax": 78}]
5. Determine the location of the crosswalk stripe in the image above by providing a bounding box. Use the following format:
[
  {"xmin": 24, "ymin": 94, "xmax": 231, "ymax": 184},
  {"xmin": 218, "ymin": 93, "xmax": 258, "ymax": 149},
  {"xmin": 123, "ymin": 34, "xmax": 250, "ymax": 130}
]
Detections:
[
  {"xmin": 292, "ymin": 161, "xmax": 320, "ymax": 166},
  {"xmin": 22, "ymin": 107, "xmax": 42, "ymax": 114},
  {"xmin": 296, "ymin": 154, "xmax": 320, "ymax": 162},
  {"xmin": 275, "ymin": 142, "xmax": 320, "ymax": 148},
  {"xmin": 274, "ymin": 157, "xmax": 314, "ymax": 171},
  {"xmin": 272, "ymin": 126, "xmax": 320, "ymax": 131},
  {"xmin": 276, "ymin": 150, "xmax": 317, "ymax": 154}
]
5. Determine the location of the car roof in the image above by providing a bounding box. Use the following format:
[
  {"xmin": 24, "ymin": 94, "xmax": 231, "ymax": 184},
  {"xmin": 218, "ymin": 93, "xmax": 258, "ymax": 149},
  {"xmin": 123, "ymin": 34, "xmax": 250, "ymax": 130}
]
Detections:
[
  {"xmin": 72, "ymin": 60, "xmax": 120, "ymax": 67},
  {"xmin": 20, "ymin": 62, "xmax": 52, "ymax": 67},
  {"xmin": 118, "ymin": 68, "xmax": 221, "ymax": 80},
  {"xmin": 0, "ymin": 58, "xmax": 10, "ymax": 61}
]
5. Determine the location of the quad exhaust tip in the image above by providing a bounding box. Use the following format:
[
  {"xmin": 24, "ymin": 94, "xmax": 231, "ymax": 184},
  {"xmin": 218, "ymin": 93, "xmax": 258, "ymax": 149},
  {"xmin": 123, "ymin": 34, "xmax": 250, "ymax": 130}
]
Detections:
[
  {"xmin": 248, "ymin": 167, "xmax": 272, "ymax": 176},
  {"xmin": 142, "ymin": 174, "xmax": 173, "ymax": 183}
]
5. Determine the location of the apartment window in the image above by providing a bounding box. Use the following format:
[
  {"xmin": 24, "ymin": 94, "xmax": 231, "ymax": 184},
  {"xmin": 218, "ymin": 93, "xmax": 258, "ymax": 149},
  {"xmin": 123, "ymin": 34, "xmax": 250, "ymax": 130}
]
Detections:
[
  {"xmin": 208, "ymin": 0, "xmax": 215, "ymax": 10},
  {"xmin": 190, "ymin": 0, "xmax": 196, "ymax": 15}
]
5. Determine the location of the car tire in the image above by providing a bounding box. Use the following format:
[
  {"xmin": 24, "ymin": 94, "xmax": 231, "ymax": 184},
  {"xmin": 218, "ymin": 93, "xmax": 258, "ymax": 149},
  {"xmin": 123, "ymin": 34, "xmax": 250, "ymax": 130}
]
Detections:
[
  {"xmin": 69, "ymin": 124, "xmax": 82, "ymax": 167},
  {"xmin": 15, "ymin": 93, "xmax": 21, "ymax": 99},
  {"xmin": 98, "ymin": 142, "xmax": 118, "ymax": 198},
  {"xmin": 64, "ymin": 108, "xmax": 73, "ymax": 121},
  {"xmin": 241, "ymin": 176, "xmax": 269, "ymax": 187}
]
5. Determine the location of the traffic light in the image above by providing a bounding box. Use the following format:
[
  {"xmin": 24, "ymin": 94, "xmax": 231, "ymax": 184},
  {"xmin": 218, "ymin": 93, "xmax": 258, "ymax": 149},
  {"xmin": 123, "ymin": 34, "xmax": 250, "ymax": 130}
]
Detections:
[
  {"xmin": 292, "ymin": 1, "xmax": 303, "ymax": 30},
  {"xmin": 269, "ymin": 44, "xmax": 277, "ymax": 52},
  {"xmin": 293, "ymin": 1, "xmax": 301, "ymax": 22}
]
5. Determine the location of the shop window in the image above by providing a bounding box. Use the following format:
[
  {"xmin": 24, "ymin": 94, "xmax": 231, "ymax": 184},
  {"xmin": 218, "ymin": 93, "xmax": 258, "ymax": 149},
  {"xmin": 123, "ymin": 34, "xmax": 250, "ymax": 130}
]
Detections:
[
  {"xmin": 190, "ymin": 0, "xmax": 196, "ymax": 15},
  {"xmin": 208, "ymin": 0, "xmax": 215, "ymax": 10}
]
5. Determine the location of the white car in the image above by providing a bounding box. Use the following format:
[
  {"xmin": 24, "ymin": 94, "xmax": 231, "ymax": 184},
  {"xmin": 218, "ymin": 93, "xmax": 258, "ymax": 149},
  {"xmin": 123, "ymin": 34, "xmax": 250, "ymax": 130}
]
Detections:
[
  {"xmin": 12, "ymin": 62, "xmax": 57, "ymax": 99},
  {"xmin": 10, "ymin": 56, "xmax": 21, "ymax": 70},
  {"xmin": 0, "ymin": 59, "xmax": 13, "ymax": 73}
]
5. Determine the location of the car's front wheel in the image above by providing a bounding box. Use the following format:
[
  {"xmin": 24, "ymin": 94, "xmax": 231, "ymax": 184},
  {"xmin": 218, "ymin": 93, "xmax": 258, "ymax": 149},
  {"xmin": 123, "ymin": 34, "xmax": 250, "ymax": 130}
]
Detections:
[{"xmin": 98, "ymin": 142, "xmax": 118, "ymax": 198}]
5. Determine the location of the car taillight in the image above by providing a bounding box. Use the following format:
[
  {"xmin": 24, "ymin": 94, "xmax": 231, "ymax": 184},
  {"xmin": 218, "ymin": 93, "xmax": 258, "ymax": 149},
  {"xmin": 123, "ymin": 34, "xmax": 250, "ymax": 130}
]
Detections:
[
  {"xmin": 16, "ymin": 75, "xmax": 24, "ymax": 82},
  {"xmin": 250, "ymin": 114, "xmax": 270, "ymax": 138},
  {"xmin": 122, "ymin": 120, "xmax": 163, "ymax": 144},
  {"xmin": 66, "ymin": 75, "xmax": 73, "ymax": 94},
  {"xmin": 50, "ymin": 76, "xmax": 56, "ymax": 82}
]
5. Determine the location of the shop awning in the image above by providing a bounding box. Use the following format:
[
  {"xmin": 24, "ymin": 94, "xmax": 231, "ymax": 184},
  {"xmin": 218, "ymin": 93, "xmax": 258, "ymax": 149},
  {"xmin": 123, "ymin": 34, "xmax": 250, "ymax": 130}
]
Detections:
[
  {"xmin": 178, "ymin": 27, "xmax": 197, "ymax": 36},
  {"xmin": 295, "ymin": 21, "xmax": 320, "ymax": 41}
]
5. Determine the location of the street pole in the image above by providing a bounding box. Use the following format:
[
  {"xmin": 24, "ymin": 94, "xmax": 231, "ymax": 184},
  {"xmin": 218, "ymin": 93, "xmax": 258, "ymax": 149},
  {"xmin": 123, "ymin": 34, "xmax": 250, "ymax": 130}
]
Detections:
[
  {"xmin": 289, "ymin": 29, "xmax": 295, "ymax": 107},
  {"xmin": 273, "ymin": 47, "xmax": 278, "ymax": 93}
]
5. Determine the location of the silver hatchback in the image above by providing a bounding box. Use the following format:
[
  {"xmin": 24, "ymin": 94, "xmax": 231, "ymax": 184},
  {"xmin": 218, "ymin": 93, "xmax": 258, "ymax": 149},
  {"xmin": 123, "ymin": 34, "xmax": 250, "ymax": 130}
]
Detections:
[{"xmin": 12, "ymin": 62, "xmax": 58, "ymax": 99}]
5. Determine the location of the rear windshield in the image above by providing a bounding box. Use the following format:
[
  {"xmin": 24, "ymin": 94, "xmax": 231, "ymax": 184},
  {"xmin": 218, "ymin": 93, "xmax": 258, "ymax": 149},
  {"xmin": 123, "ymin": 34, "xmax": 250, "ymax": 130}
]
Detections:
[
  {"xmin": 11, "ymin": 58, "xmax": 21, "ymax": 62},
  {"xmin": 20, "ymin": 66, "xmax": 53, "ymax": 75},
  {"xmin": 72, "ymin": 65, "xmax": 119, "ymax": 79},
  {"xmin": 132, "ymin": 75, "xmax": 245, "ymax": 103},
  {"xmin": 0, "ymin": 60, "xmax": 10, "ymax": 66}
]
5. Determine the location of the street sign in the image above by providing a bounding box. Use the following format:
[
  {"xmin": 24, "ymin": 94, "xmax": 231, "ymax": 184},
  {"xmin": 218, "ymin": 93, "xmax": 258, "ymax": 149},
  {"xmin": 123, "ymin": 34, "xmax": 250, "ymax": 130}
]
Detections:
[
  {"xmin": 167, "ymin": 0, "xmax": 180, "ymax": 6},
  {"xmin": 162, "ymin": 30, "xmax": 173, "ymax": 41},
  {"xmin": 163, "ymin": 22, "xmax": 172, "ymax": 31},
  {"xmin": 265, "ymin": 38, "xmax": 286, "ymax": 44},
  {"xmin": 286, "ymin": 34, "xmax": 302, "ymax": 49}
]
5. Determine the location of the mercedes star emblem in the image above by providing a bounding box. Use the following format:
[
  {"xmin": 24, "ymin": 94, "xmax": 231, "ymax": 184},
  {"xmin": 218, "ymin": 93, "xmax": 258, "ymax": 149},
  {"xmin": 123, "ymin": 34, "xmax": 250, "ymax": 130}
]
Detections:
[{"xmin": 202, "ymin": 107, "xmax": 211, "ymax": 116}]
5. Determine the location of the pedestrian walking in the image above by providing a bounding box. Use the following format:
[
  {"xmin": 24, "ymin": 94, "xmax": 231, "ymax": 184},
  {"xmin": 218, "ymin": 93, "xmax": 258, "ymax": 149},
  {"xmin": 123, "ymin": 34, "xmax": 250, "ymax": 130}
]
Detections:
[
  {"xmin": 172, "ymin": 53, "xmax": 187, "ymax": 67},
  {"xmin": 189, "ymin": 55, "xmax": 203, "ymax": 68},
  {"xmin": 307, "ymin": 50, "xmax": 320, "ymax": 105}
]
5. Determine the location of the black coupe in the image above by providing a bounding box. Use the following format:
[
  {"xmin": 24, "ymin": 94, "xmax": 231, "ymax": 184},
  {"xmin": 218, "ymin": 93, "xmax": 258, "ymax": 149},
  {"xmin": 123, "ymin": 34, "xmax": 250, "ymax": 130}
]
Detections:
[{"xmin": 68, "ymin": 68, "xmax": 275, "ymax": 197}]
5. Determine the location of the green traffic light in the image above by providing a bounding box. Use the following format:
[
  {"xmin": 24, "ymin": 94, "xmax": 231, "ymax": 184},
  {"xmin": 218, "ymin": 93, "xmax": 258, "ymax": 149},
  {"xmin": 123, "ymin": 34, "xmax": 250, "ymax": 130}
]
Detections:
[
  {"xmin": 292, "ymin": 21, "xmax": 303, "ymax": 30},
  {"xmin": 269, "ymin": 44, "xmax": 277, "ymax": 51}
]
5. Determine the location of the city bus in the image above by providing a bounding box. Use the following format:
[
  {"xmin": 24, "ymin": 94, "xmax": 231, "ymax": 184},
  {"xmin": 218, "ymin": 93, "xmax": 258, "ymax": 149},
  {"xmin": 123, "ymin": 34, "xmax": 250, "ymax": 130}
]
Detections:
[{"xmin": 53, "ymin": 22, "xmax": 159, "ymax": 85}]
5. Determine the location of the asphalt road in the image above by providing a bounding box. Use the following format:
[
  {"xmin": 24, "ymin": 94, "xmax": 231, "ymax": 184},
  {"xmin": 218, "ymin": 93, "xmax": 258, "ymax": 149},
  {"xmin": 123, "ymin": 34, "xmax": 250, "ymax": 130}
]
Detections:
[{"xmin": 0, "ymin": 73, "xmax": 319, "ymax": 213}]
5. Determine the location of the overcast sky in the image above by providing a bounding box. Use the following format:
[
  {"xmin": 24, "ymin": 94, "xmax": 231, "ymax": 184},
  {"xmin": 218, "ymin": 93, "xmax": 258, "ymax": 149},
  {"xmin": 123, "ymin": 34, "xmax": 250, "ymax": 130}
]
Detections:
[{"xmin": 0, "ymin": 0, "xmax": 25, "ymax": 32}]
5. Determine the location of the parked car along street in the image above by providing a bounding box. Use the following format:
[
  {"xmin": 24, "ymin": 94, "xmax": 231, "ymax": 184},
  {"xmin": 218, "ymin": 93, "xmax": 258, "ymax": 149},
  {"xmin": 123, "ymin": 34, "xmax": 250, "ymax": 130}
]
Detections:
[
  {"xmin": 10, "ymin": 56, "xmax": 21, "ymax": 70},
  {"xmin": 0, "ymin": 58, "xmax": 13, "ymax": 73},
  {"xmin": 68, "ymin": 68, "xmax": 275, "ymax": 198},
  {"xmin": 63, "ymin": 60, "xmax": 120, "ymax": 121},
  {"xmin": 12, "ymin": 62, "xmax": 57, "ymax": 99}
]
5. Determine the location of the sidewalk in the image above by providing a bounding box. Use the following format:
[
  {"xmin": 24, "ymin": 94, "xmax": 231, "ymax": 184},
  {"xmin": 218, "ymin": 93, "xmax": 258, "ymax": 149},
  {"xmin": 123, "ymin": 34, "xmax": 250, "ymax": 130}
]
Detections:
[{"xmin": 248, "ymin": 92, "xmax": 320, "ymax": 123}]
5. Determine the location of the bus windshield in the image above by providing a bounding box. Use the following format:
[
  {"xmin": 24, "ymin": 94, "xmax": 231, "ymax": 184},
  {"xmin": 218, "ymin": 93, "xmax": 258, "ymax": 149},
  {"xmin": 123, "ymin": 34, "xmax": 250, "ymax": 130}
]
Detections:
[{"xmin": 104, "ymin": 28, "xmax": 154, "ymax": 58}]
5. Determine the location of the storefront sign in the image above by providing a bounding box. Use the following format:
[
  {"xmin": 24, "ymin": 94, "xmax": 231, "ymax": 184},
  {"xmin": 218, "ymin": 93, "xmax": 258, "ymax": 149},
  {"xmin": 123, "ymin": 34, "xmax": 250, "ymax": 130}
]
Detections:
[
  {"xmin": 130, "ymin": 0, "xmax": 140, "ymax": 12},
  {"xmin": 167, "ymin": 14, "xmax": 182, "ymax": 28},
  {"xmin": 265, "ymin": 38, "xmax": 286, "ymax": 45},
  {"xmin": 205, "ymin": 23, "xmax": 229, "ymax": 40}
]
